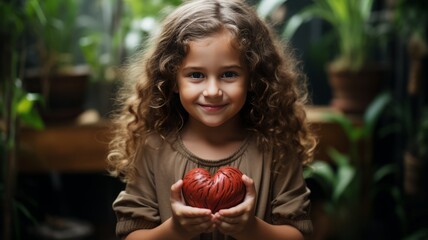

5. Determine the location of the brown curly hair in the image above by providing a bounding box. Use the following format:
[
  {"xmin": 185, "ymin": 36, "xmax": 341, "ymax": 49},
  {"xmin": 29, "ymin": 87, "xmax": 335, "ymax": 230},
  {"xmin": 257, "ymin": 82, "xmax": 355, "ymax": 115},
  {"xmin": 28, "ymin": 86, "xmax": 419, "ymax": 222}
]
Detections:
[{"xmin": 107, "ymin": 0, "xmax": 317, "ymax": 182}]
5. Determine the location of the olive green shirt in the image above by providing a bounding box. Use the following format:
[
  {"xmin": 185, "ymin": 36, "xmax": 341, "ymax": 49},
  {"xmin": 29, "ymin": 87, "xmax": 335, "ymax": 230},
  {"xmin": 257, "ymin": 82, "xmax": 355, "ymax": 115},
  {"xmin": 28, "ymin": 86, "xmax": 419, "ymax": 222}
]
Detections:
[{"xmin": 113, "ymin": 135, "xmax": 312, "ymax": 239}]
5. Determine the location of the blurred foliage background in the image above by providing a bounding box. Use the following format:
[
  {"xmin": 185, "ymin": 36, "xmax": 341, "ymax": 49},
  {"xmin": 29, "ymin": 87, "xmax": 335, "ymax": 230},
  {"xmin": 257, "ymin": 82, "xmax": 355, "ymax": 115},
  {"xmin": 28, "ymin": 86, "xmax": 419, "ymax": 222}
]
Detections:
[{"xmin": 1, "ymin": 0, "xmax": 427, "ymax": 239}]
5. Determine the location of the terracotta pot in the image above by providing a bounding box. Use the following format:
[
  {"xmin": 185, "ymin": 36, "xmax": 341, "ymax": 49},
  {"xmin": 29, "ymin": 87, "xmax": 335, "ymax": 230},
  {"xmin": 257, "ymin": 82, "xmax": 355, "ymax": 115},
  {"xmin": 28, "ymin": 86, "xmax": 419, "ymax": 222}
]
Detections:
[
  {"xmin": 327, "ymin": 65, "xmax": 386, "ymax": 115},
  {"xmin": 24, "ymin": 65, "xmax": 89, "ymax": 122}
]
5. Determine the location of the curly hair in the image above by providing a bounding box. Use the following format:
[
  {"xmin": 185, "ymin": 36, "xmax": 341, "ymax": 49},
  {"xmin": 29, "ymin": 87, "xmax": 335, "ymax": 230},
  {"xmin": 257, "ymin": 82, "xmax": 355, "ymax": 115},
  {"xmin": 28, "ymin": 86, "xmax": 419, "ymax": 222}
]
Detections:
[{"xmin": 107, "ymin": 0, "xmax": 317, "ymax": 182}]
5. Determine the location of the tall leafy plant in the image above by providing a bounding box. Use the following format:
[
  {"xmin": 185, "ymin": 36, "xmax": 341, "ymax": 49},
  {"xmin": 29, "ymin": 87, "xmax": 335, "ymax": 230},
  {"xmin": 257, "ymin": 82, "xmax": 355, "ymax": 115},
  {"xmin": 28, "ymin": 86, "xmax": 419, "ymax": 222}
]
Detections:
[
  {"xmin": 283, "ymin": 0, "xmax": 389, "ymax": 72},
  {"xmin": 79, "ymin": 0, "xmax": 181, "ymax": 83},
  {"xmin": 25, "ymin": 0, "xmax": 81, "ymax": 73},
  {"xmin": 78, "ymin": 0, "xmax": 181, "ymax": 116},
  {"xmin": 1, "ymin": 2, "xmax": 44, "ymax": 240},
  {"xmin": 304, "ymin": 93, "xmax": 404, "ymax": 239}
]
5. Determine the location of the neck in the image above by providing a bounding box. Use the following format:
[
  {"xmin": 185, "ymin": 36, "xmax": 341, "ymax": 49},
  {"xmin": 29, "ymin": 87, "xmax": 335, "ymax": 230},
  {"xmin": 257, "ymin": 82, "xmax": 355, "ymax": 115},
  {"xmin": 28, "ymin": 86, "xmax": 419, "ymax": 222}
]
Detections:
[{"xmin": 182, "ymin": 116, "xmax": 246, "ymax": 144}]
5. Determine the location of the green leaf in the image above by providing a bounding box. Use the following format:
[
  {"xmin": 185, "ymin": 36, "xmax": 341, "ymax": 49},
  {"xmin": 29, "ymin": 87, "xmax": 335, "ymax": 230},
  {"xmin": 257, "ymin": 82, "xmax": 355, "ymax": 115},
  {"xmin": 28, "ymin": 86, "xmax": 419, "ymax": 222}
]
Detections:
[
  {"xmin": 19, "ymin": 109, "xmax": 44, "ymax": 130},
  {"xmin": 304, "ymin": 160, "xmax": 336, "ymax": 184},
  {"xmin": 327, "ymin": 148, "xmax": 357, "ymax": 201},
  {"xmin": 323, "ymin": 113, "xmax": 357, "ymax": 141},
  {"xmin": 333, "ymin": 165, "xmax": 356, "ymax": 201},
  {"xmin": 363, "ymin": 91, "xmax": 392, "ymax": 136},
  {"xmin": 360, "ymin": 0, "xmax": 375, "ymax": 21},
  {"xmin": 26, "ymin": 0, "xmax": 46, "ymax": 26},
  {"xmin": 16, "ymin": 97, "xmax": 33, "ymax": 114},
  {"xmin": 349, "ymin": 127, "xmax": 365, "ymax": 142},
  {"xmin": 16, "ymin": 93, "xmax": 45, "ymax": 130},
  {"xmin": 14, "ymin": 201, "xmax": 38, "ymax": 225},
  {"xmin": 283, "ymin": 5, "xmax": 333, "ymax": 39},
  {"xmin": 304, "ymin": 160, "xmax": 336, "ymax": 196},
  {"xmin": 373, "ymin": 163, "xmax": 397, "ymax": 183},
  {"xmin": 328, "ymin": 148, "xmax": 350, "ymax": 168},
  {"xmin": 16, "ymin": 93, "xmax": 44, "ymax": 114}
]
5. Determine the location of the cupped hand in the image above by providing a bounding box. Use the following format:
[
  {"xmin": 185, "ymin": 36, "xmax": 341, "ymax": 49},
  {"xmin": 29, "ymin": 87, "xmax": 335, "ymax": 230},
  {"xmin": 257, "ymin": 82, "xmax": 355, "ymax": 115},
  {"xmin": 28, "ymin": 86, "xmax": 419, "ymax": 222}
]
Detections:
[
  {"xmin": 213, "ymin": 174, "xmax": 256, "ymax": 237},
  {"xmin": 170, "ymin": 179, "xmax": 215, "ymax": 238}
]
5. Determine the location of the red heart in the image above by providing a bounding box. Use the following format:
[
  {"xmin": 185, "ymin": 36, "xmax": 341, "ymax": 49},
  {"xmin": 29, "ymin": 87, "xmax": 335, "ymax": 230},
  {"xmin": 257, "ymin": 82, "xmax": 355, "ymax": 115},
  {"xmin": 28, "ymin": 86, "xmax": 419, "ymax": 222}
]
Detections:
[{"xmin": 182, "ymin": 166, "xmax": 246, "ymax": 213}]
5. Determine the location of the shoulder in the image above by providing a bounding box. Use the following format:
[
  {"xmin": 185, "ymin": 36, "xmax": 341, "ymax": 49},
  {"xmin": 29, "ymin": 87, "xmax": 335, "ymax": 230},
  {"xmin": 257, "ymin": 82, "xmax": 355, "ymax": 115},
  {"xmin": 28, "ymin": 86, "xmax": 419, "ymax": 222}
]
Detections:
[
  {"xmin": 135, "ymin": 133, "xmax": 177, "ymax": 165},
  {"xmin": 144, "ymin": 133, "xmax": 167, "ymax": 150}
]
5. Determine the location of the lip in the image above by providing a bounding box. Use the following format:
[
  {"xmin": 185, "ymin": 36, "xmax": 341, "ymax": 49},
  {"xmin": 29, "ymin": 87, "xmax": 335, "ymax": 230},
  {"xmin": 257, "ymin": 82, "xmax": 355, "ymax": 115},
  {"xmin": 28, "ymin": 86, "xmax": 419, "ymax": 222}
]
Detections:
[{"xmin": 198, "ymin": 103, "xmax": 227, "ymax": 112}]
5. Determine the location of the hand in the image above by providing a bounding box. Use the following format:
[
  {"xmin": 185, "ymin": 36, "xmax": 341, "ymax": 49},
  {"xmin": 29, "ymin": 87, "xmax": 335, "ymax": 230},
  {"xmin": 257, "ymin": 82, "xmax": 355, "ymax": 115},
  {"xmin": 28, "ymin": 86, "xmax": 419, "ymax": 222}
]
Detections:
[
  {"xmin": 170, "ymin": 180, "xmax": 215, "ymax": 238},
  {"xmin": 213, "ymin": 174, "xmax": 256, "ymax": 237}
]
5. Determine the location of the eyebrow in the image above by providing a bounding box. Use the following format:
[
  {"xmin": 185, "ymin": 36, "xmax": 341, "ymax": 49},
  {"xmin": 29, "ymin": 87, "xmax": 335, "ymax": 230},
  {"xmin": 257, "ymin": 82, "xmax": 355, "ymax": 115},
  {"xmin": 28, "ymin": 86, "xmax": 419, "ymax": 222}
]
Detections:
[{"xmin": 181, "ymin": 65, "xmax": 243, "ymax": 71}]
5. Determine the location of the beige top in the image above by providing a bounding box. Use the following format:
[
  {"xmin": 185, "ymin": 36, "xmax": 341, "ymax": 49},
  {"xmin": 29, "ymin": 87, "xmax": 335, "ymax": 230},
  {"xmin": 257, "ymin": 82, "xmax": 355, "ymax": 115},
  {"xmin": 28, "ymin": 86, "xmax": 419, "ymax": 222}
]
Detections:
[{"xmin": 113, "ymin": 135, "xmax": 313, "ymax": 239}]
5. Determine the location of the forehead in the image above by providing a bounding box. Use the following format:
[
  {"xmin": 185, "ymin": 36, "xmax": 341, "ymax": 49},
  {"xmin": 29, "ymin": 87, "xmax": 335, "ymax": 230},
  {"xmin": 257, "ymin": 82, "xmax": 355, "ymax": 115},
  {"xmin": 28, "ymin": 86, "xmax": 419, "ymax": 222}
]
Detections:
[
  {"xmin": 188, "ymin": 27, "xmax": 236, "ymax": 45},
  {"xmin": 182, "ymin": 29, "xmax": 243, "ymax": 67}
]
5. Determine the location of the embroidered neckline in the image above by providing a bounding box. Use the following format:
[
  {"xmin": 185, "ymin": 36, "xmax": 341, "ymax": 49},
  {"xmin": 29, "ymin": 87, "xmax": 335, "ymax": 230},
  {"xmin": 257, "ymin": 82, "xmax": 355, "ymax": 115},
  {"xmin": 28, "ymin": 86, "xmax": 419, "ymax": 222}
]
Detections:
[{"xmin": 175, "ymin": 135, "xmax": 250, "ymax": 167}]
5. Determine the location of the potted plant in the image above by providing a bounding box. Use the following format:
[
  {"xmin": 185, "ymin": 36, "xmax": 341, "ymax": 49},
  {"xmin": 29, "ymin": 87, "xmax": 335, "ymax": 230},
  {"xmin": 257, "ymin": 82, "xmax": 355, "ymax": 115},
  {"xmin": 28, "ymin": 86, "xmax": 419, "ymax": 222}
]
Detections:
[
  {"xmin": 304, "ymin": 93, "xmax": 404, "ymax": 239},
  {"xmin": 23, "ymin": 0, "xmax": 89, "ymax": 121},
  {"xmin": 392, "ymin": 0, "xmax": 428, "ymax": 199},
  {"xmin": 78, "ymin": 0, "xmax": 180, "ymax": 117},
  {"xmin": 283, "ymin": 0, "xmax": 391, "ymax": 114}
]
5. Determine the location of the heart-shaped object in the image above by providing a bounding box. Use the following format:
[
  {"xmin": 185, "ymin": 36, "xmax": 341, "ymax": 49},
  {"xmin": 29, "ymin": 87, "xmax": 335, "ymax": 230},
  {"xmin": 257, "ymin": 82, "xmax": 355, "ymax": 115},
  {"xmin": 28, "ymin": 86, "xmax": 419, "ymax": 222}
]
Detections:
[{"xmin": 182, "ymin": 166, "xmax": 246, "ymax": 213}]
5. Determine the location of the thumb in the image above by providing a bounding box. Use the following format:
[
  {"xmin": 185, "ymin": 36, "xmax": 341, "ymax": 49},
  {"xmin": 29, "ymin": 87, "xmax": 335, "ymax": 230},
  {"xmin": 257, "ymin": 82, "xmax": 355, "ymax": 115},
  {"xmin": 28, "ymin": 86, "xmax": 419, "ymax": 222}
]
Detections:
[
  {"xmin": 242, "ymin": 174, "xmax": 256, "ymax": 198},
  {"xmin": 170, "ymin": 179, "xmax": 184, "ymax": 203}
]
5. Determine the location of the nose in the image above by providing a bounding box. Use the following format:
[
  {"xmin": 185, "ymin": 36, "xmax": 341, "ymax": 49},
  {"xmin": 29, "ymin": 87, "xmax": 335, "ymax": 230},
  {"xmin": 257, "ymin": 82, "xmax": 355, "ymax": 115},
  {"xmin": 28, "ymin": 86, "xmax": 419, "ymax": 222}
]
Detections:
[{"xmin": 203, "ymin": 78, "xmax": 223, "ymax": 97}]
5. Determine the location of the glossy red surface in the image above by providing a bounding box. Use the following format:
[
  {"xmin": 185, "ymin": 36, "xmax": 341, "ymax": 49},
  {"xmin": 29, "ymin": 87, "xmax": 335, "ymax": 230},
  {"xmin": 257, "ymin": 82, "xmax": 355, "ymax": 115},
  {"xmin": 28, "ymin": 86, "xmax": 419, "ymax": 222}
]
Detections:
[{"xmin": 182, "ymin": 166, "xmax": 246, "ymax": 213}]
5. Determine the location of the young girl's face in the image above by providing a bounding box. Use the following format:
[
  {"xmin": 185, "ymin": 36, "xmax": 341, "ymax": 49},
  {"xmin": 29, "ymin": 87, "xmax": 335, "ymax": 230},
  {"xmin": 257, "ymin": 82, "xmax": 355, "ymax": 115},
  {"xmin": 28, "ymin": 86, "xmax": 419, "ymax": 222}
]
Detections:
[{"xmin": 176, "ymin": 29, "xmax": 248, "ymax": 128}]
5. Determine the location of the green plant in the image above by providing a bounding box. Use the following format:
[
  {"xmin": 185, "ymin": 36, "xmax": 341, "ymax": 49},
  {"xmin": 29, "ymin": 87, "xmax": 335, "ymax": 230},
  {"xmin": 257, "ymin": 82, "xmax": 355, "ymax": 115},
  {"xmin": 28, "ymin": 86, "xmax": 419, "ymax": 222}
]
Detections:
[
  {"xmin": 391, "ymin": 0, "xmax": 427, "ymax": 158},
  {"xmin": 398, "ymin": 107, "xmax": 428, "ymax": 161},
  {"xmin": 395, "ymin": 0, "xmax": 427, "ymax": 43},
  {"xmin": 24, "ymin": 0, "xmax": 82, "ymax": 74},
  {"xmin": 78, "ymin": 0, "xmax": 181, "ymax": 83},
  {"xmin": 0, "ymin": 80, "xmax": 43, "ymax": 240},
  {"xmin": 304, "ymin": 93, "xmax": 405, "ymax": 238},
  {"xmin": 78, "ymin": 0, "xmax": 124, "ymax": 83},
  {"xmin": 283, "ymin": 0, "xmax": 390, "ymax": 72},
  {"xmin": 21, "ymin": 0, "xmax": 97, "ymax": 122},
  {"xmin": 1, "ymin": 2, "xmax": 45, "ymax": 239}
]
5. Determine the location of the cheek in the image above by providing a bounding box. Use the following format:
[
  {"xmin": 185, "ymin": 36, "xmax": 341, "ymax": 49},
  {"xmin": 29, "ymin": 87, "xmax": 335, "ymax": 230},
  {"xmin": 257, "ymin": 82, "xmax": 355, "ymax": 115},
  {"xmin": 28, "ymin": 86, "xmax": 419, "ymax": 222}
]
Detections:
[
  {"xmin": 229, "ymin": 84, "xmax": 248, "ymax": 102},
  {"xmin": 178, "ymin": 85, "xmax": 195, "ymax": 98}
]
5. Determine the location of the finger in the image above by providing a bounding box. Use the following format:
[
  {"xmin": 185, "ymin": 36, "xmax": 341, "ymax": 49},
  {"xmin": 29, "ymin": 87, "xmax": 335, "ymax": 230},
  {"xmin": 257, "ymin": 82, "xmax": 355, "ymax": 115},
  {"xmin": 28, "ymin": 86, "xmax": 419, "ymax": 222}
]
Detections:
[
  {"xmin": 216, "ymin": 207, "xmax": 244, "ymax": 218},
  {"xmin": 217, "ymin": 175, "xmax": 255, "ymax": 217},
  {"xmin": 214, "ymin": 213, "xmax": 240, "ymax": 225},
  {"xmin": 242, "ymin": 175, "xmax": 256, "ymax": 198},
  {"xmin": 180, "ymin": 215, "xmax": 215, "ymax": 234},
  {"xmin": 182, "ymin": 214, "xmax": 213, "ymax": 225},
  {"xmin": 174, "ymin": 205, "xmax": 212, "ymax": 218},
  {"xmin": 170, "ymin": 179, "xmax": 183, "ymax": 203},
  {"xmin": 193, "ymin": 220, "xmax": 216, "ymax": 233},
  {"xmin": 214, "ymin": 218, "xmax": 236, "ymax": 234},
  {"xmin": 173, "ymin": 200, "xmax": 212, "ymax": 216}
]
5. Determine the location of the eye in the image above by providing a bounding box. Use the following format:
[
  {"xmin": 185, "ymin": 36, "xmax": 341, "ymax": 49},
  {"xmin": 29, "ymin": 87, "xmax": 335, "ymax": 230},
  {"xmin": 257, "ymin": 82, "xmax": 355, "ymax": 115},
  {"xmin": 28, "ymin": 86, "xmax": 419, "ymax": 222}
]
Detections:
[
  {"xmin": 189, "ymin": 72, "xmax": 205, "ymax": 79},
  {"xmin": 221, "ymin": 71, "xmax": 238, "ymax": 78}
]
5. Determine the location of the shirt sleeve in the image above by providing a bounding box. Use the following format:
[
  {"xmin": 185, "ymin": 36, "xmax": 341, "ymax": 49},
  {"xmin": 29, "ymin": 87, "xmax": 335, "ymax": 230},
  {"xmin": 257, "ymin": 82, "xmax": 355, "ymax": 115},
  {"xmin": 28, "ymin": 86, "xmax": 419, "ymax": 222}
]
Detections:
[
  {"xmin": 112, "ymin": 144, "xmax": 161, "ymax": 239},
  {"xmin": 270, "ymin": 158, "xmax": 313, "ymax": 236}
]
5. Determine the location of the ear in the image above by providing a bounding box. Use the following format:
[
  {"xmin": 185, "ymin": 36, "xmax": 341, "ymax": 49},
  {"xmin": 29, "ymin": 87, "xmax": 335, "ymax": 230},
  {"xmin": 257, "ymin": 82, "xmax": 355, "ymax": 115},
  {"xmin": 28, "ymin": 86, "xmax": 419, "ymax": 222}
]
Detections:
[{"xmin": 173, "ymin": 82, "xmax": 179, "ymax": 93}]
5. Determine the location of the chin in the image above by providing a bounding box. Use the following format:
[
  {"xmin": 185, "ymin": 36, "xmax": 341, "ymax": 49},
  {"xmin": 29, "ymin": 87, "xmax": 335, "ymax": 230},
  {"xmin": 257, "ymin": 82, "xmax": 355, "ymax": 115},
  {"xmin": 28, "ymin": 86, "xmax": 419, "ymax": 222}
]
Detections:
[{"xmin": 202, "ymin": 122, "xmax": 225, "ymax": 128}]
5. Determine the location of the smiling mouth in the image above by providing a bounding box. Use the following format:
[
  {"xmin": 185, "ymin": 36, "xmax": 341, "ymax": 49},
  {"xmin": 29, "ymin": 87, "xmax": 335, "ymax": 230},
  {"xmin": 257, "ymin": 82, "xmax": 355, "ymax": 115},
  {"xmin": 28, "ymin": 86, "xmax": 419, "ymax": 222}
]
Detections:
[{"xmin": 199, "ymin": 104, "xmax": 227, "ymax": 112}]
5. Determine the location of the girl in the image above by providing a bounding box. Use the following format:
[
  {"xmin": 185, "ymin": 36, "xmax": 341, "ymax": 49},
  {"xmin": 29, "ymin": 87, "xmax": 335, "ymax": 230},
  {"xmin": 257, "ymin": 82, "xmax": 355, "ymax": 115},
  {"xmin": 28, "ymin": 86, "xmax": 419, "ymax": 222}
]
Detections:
[{"xmin": 108, "ymin": 0, "xmax": 316, "ymax": 239}]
